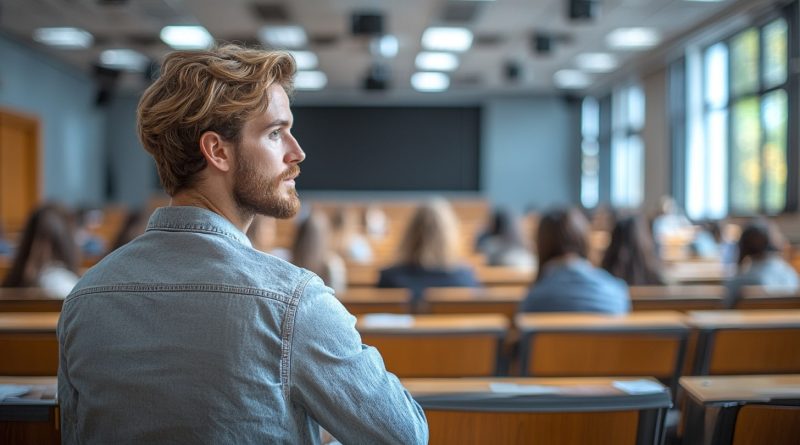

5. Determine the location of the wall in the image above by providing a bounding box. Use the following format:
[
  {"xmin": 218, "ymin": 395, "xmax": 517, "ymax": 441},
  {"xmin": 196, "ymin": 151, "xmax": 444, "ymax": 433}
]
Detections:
[
  {"xmin": 641, "ymin": 67, "xmax": 670, "ymax": 214},
  {"xmin": 481, "ymin": 96, "xmax": 580, "ymax": 212},
  {"xmin": 102, "ymin": 95, "xmax": 581, "ymax": 211},
  {"xmin": 105, "ymin": 94, "xmax": 159, "ymax": 207},
  {"xmin": 0, "ymin": 33, "xmax": 105, "ymax": 207}
]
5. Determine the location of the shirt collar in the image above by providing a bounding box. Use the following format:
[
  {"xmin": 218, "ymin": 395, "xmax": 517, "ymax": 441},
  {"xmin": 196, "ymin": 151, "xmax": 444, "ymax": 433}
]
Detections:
[{"xmin": 146, "ymin": 206, "xmax": 253, "ymax": 248}]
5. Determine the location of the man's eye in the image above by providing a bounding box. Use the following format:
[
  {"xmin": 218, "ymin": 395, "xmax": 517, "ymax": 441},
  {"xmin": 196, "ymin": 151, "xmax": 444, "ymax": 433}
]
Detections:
[{"xmin": 269, "ymin": 130, "xmax": 281, "ymax": 138}]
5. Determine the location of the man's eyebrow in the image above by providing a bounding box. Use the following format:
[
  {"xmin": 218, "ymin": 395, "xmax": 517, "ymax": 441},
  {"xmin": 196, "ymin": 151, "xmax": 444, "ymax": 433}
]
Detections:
[{"xmin": 265, "ymin": 119, "xmax": 291, "ymax": 128}]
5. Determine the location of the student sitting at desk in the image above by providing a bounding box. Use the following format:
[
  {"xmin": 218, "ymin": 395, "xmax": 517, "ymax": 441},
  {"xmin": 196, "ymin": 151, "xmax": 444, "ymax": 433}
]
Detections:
[
  {"xmin": 379, "ymin": 198, "xmax": 479, "ymax": 301},
  {"xmin": 2, "ymin": 203, "xmax": 80, "ymax": 298},
  {"xmin": 601, "ymin": 215, "xmax": 665, "ymax": 286},
  {"xmin": 725, "ymin": 220, "xmax": 799, "ymax": 307},
  {"xmin": 520, "ymin": 208, "xmax": 629, "ymax": 314}
]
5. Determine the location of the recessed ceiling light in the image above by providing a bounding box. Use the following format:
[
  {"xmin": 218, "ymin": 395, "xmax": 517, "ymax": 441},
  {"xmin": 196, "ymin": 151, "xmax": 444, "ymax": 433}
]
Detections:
[
  {"xmin": 575, "ymin": 52, "xmax": 618, "ymax": 73},
  {"xmin": 411, "ymin": 72, "xmax": 450, "ymax": 92},
  {"xmin": 295, "ymin": 71, "xmax": 327, "ymax": 90},
  {"xmin": 99, "ymin": 49, "xmax": 149, "ymax": 72},
  {"xmin": 259, "ymin": 25, "xmax": 307, "ymax": 49},
  {"xmin": 371, "ymin": 35, "xmax": 399, "ymax": 58},
  {"xmin": 160, "ymin": 26, "xmax": 214, "ymax": 50},
  {"xmin": 554, "ymin": 69, "xmax": 591, "ymax": 89},
  {"xmin": 288, "ymin": 50, "xmax": 318, "ymax": 70},
  {"xmin": 33, "ymin": 27, "xmax": 93, "ymax": 49},
  {"xmin": 415, "ymin": 52, "xmax": 459, "ymax": 71},
  {"xmin": 606, "ymin": 27, "xmax": 661, "ymax": 49},
  {"xmin": 421, "ymin": 27, "xmax": 473, "ymax": 52}
]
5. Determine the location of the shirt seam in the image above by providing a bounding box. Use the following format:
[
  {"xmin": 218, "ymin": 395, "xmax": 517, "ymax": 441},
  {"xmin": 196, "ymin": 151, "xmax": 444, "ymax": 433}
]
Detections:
[
  {"xmin": 65, "ymin": 283, "xmax": 293, "ymax": 305},
  {"xmin": 146, "ymin": 225, "xmax": 247, "ymax": 245},
  {"xmin": 281, "ymin": 271, "xmax": 315, "ymax": 400}
]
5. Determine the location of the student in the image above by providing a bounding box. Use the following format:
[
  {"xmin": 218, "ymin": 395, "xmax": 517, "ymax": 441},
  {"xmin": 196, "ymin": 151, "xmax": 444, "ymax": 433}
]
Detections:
[
  {"xmin": 520, "ymin": 208, "xmax": 630, "ymax": 314},
  {"xmin": 109, "ymin": 209, "xmax": 150, "ymax": 252},
  {"xmin": 725, "ymin": 220, "xmax": 799, "ymax": 308},
  {"xmin": 330, "ymin": 206, "xmax": 373, "ymax": 264},
  {"xmin": 601, "ymin": 215, "xmax": 665, "ymax": 285},
  {"xmin": 477, "ymin": 208, "xmax": 536, "ymax": 269},
  {"xmin": 57, "ymin": 45, "xmax": 427, "ymax": 444},
  {"xmin": 379, "ymin": 198, "xmax": 479, "ymax": 301},
  {"xmin": 2, "ymin": 203, "xmax": 80, "ymax": 297},
  {"xmin": 246, "ymin": 214, "xmax": 290, "ymax": 260},
  {"xmin": 292, "ymin": 210, "xmax": 347, "ymax": 292}
]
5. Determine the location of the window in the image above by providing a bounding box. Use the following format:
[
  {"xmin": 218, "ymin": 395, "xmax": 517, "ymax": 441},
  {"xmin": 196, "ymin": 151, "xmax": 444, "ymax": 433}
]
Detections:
[
  {"xmin": 611, "ymin": 83, "xmax": 645, "ymax": 208},
  {"xmin": 580, "ymin": 97, "xmax": 600, "ymax": 209},
  {"xmin": 686, "ymin": 15, "xmax": 791, "ymax": 217}
]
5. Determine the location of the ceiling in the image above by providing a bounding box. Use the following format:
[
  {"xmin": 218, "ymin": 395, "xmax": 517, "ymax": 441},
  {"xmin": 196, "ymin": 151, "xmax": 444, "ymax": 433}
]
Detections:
[{"xmin": 0, "ymin": 0, "xmax": 752, "ymax": 101}]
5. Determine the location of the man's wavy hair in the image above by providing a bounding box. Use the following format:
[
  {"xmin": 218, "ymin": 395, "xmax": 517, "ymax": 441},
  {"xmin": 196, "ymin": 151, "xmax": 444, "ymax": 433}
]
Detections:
[{"xmin": 137, "ymin": 44, "xmax": 296, "ymax": 195}]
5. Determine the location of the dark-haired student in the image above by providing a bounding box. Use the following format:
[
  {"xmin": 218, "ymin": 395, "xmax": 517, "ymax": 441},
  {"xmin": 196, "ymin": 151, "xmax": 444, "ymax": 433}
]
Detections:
[
  {"xmin": 601, "ymin": 215, "xmax": 665, "ymax": 286},
  {"xmin": 519, "ymin": 208, "xmax": 630, "ymax": 314},
  {"xmin": 725, "ymin": 219, "xmax": 799, "ymax": 308},
  {"xmin": 2, "ymin": 203, "xmax": 80, "ymax": 297}
]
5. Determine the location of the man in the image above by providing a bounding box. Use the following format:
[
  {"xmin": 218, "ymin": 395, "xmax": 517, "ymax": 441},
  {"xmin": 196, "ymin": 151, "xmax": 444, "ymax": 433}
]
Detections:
[{"xmin": 57, "ymin": 45, "xmax": 428, "ymax": 444}]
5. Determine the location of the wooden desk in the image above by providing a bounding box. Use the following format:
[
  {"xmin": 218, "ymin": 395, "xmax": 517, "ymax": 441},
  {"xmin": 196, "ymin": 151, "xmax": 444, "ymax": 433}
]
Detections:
[
  {"xmin": 422, "ymin": 286, "xmax": 525, "ymax": 319},
  {"xmin": 358, "ymin": 314, "xmax": 509, "ymax": 377},
  {"xmin": 663, "ymin": 262, "xmax": 733, "ymax": 285},
  {"xmin": 0, "ymin": 376, "xmax": 59, "ymax": 445},
  {"xmin": 404, "ymin": 376, "xmax": 671, "ymax": 445},
  {"xmin": 515, "ymin": 312, "xmax": 689, "ymax": 393},
  {"xmin": 0, "ymin": 289, "xmax": 63, "ymax": 313},
  {"xmin": 475, "ymin": 266, "xmax": 535, "ymax": 287},
  {"xmin": 337, "ymin": 288, "xmax": 411, "ymax": 315},
  {"xmin": 685, "ymin": 310, "xmax": 800, "ymax": 376},
  {"xmin": 737, "ymin": 286, "xmax": 800, "ymax": 309},
  {"xmin": 346, "ymin": 265, "xmax": 380, "ymax": 287},
  {"xmin": 0, "ymin": 313, "xmax": 59, "ymax": 376},
  {"xmin": 630, "ymin": 285, "xmax": 724, "ymax": 312},
  {"xmin": 680, "ymin": 375, "xmax": 800, "ymax": 445}
]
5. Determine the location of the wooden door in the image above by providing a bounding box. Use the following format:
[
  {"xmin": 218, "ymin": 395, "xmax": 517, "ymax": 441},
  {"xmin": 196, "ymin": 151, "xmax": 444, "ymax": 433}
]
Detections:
[{"xmin": 0, "ymin": 108, "xmax": 40, "ymax": 233}]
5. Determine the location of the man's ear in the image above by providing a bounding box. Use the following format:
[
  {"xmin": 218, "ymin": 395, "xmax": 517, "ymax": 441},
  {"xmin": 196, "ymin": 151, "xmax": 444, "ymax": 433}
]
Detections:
[{"xmin": 198, "ymin": 131, "xmax": 234, "ymax": 173}]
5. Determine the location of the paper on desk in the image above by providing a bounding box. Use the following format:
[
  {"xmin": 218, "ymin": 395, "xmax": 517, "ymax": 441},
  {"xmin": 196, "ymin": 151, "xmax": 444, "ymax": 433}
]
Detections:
[
  {"xmin": 489, "ymin": 383, "xmax": 561, "ymax": 395},
  {"xmin": 0, "ymin": 385, "xmax": 31, "ymax": 401},
  {"xmin": 360, "ymin": 314, "xmax": 414, "ymax": 328},
  {"xmin": 612, "ymin": 380, "xmax": 665, "ymax": 395}
]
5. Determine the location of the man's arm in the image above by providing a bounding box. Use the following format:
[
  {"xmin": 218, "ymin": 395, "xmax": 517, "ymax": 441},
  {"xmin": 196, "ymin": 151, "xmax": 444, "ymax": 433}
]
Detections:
[{"xmin": 289, "ymin": 276, "xmax": 428, "ymax": 444}]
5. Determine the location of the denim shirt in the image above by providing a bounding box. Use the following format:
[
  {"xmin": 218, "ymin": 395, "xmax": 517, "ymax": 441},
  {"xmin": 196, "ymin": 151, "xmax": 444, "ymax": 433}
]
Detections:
[
  {"xmin": 519, "ymin": 257, "xmax": 630, "ymax": 314},
  {"xmin": 57, "ymin": 206, "xmax": 428, "ymax": 445}
]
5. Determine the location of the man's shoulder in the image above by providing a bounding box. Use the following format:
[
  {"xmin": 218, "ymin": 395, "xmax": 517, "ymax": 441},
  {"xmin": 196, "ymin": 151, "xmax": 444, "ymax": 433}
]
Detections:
[{"xmin": 70, "ymin": 231, "xmax": 317, "ymax": 302}]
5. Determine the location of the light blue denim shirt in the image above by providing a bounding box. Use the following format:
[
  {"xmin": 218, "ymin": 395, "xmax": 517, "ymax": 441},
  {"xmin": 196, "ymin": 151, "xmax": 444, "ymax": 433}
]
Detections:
[
  {"xmin": 57, "ymin": 206, "xmax": 428, "ymax": 444},
  {"xmin": 519, "ymin": 257, "xmax": 630, "ymax": 314}
]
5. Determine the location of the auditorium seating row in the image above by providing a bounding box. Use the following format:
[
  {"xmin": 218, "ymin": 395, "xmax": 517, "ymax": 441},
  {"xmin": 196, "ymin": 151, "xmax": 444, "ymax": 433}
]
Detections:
[
  {"xmin": 2, "ymin": 374, "xmax": 798, "ymax": 444},
  {"xmin": 2, "ymin": 309, "xmax": 799, "ymax": 382}
]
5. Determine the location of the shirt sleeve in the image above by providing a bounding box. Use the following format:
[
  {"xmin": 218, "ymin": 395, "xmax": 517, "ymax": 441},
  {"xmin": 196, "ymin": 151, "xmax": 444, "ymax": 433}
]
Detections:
[{"xmin": 288, "ymin": 276, "xmax": 428, "ymax": 445}]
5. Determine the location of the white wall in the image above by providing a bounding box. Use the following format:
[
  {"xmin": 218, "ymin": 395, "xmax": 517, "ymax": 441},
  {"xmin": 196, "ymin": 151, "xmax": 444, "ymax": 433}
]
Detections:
[{"xmin": 482, "ymin": 96, "xmax": 580, "ymax": 212}]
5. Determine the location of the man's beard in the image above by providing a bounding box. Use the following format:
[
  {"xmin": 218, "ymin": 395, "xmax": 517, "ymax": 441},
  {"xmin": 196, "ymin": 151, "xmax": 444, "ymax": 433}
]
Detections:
[{"xmin": 233, "ymin": 152, "xmax": 300, "ymax": 219}]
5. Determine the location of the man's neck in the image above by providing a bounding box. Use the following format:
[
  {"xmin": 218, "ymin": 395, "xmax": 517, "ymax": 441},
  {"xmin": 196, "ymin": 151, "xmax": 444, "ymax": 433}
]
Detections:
[{"xmin": 170, "ymin": 189, "xmax": 253, "ymax": 233}]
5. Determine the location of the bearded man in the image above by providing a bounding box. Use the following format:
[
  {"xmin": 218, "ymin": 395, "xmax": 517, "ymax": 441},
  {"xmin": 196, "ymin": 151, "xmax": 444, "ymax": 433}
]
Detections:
[{"xmin": 57, "ymin": 45, "xmax": 428, "ymax": 445}]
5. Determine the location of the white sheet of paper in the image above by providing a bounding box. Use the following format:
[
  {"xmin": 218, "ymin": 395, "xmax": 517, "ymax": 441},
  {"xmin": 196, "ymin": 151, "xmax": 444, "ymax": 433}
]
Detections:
[
  {"xmin": 612, "ymin": 379, "xmax": 665, "ymax": 395},
  {"xmin": 0, "ymin": 385, "xmax": 31, "ymax": 401},
  {"xmin": 360, "ymin": 313, "xmax": 414, "ymax": 328},
  {"xmin": 488, "ymin": 383, "xmax": 561, "ymax": 395}
]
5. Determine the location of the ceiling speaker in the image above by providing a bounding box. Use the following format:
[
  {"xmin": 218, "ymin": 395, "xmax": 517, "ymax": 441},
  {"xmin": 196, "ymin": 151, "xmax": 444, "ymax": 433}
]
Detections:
[
  {"xmin": 568, "ymin": 0, "xmax": 599, "ymax": 20},
  {"xmin": 351, "ymin": 13, "xmax": 384, "ymax": 36}
]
